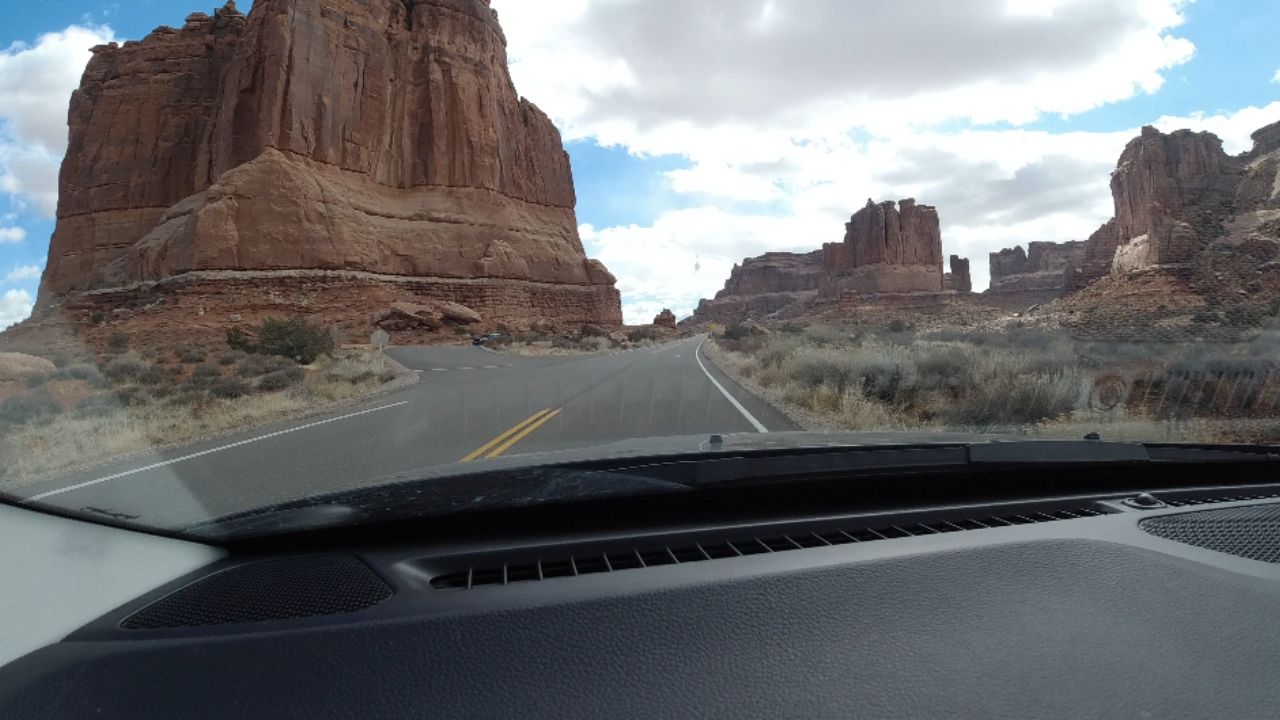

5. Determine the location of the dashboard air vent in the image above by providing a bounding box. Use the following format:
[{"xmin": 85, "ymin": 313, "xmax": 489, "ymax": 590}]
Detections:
[
  {"xmin": 1161, "ymin": 492, "xmax": 1280, "ymax": 508},
  {"xmin": 430, "ymin": 506, "xmax": 1104, "ymax": 590}
]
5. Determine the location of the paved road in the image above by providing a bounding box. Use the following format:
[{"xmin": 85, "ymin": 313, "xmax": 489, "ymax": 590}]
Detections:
[{"xmin": 14, "ymin": 336, "xmax": 797, "ymax": 528}]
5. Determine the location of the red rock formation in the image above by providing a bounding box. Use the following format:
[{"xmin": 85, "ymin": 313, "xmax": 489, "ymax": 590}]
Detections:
[
  {"xmin": 716, "ymin": 251, "xmax": 824, "ymax": 298},
  {"xmin": 943, "ymin": 255, "xmax": 972, "ymax": 292},
  {"xmin": 987, "ymin": 241, "xmax": 1084, "ymax": 300},
  {"xmin": 1109, "ymin": 126, "xmax": 1240, "ymax": 270},
  {"xmin": 652, "ymin": 309, "xmax": 677, "ymax": 330},
  {"xmin": 1058, "ymin": 121, "xmax": 1280, "ymax": 334},
  {"xmin": 1066, "ymin": 219, "xmax": 1119, "ymax": 291},
  {"xmin": 37, "ymin": 0, "xmax": 621, "ymax": 329},
  {"xmin": 692, "ymin": 250, "xmax": 823, "ymax": 324},
  {"xmin": 822, "ymin": 199, "xmax": 943, "ymax": 293}
]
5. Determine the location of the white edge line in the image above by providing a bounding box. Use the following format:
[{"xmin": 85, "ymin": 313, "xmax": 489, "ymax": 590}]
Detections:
[
  {"xmin": 694, "ymin": 337, "xmax": 769, "ymax": 433},
  {"xmin": 23, "ymin": 401, "xmax": 411, "ymax": 504}
]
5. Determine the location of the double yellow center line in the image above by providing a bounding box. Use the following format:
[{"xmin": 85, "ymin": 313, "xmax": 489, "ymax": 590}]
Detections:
[{"xmin": 460, "ymin": 408, "xmax": 562, "ymax": 463}]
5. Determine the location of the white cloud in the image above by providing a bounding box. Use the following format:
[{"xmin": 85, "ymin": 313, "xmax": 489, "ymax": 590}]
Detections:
[
  {"xmin": 492, "ymin": 0, "xmax": 1204, "ymax": 299},
  {"xmin": 0, "ymin": 226, "xmax": 26, "ymax": 244},
  {"xmin": 0, "ymin": 289, "xmax": 33, "ymax": 330},
  {"xmin": 0, "ymin": 24, "xmax": 115, "ymax": 217},
  {"xmin": 583, "ymin": 209, "xmax": 830, "ymax": 324},
  {"xmin": 497, "ymin": 0, "xmax": 1193, "ymax": 146},
  {"xmin": 1273, "ymin": 68, "xmax": 1280, "ymax": 84},
  {"xmin": 1154, "ymin": 101, "xmax": 1280, "ymax": 154},
  {"xmin": 5, "ymin": 265, "xmax": 41, "ymax": 282}
]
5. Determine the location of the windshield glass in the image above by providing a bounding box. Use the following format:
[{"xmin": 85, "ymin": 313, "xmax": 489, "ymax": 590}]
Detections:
[{"xmin": 1, "ymin": 0, "xmax": 1278, "ymax": 534}]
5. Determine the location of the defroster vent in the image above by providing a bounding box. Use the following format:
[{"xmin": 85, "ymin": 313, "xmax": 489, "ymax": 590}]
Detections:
[{"xmin": 431, "ymin": 506, "xmax": 1105, "ymax": 590}]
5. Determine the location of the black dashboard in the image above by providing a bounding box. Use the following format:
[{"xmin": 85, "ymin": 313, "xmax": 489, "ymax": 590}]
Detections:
[{"xmin": 5, "ymin": 451, "xmax": 1280, "ymax": 718}]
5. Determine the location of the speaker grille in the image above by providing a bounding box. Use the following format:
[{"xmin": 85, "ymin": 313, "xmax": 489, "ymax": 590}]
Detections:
[
  {"xmin": 122, "ymin": 556, "xmax": 392, "ymax": 630},
  {"xmin": 1140, "ymin": 503, "xmax": 1280, "ymax": 563}
]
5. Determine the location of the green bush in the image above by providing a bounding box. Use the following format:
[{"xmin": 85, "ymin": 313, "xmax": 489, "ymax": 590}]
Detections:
[
  {"xmin": 74, "ymin": 395, "xmax": 121, "ymax": 419},
  {"xmin": 51, "ymin": 363, "xmax": 109, "ymax": 388},
  {"xmin": 802, "ymin": 325, "xmax": 846, "ymax": 346},
  {"xmin": 254, "ymin": 317, "xmax": 335, "ymax": 364},
  {"xmin": 258, "ymin": 367, "xmax": 305, "ymax": 392},
  {"xmin": 226, "ymin": 326, "xmax": 255, "ymax": 353},
  {"xmin": 628, "ymin": 326, "xmax": 660, "ymax": 343},
  {"xmin": 723, "ymin": 323, "xmax": 763, "ymax": 341},
  {"xmin": 210, "ymin": 378, "xmax": 251, "ymax": 399},
  {"xmin": 913, "ymin": 346, "xmax": 975, "ymax": 395},
  {"xmin": 235, "ymin": 354, "xmax": 272, "ymax": 377},
  {"xmin": 106, "ymin": 331, "xmax": 130, "ymax": 352},
  {"xmin": 101, "ymin": 354, "xmax": 155, "ymax": 384},
  {"xmin": 0, "ymin": 389, "xmax": 61, "ymax": 425},
  {"xmin": 944, "ymin": 371, "xmax": 1078, "ymax": 427}
]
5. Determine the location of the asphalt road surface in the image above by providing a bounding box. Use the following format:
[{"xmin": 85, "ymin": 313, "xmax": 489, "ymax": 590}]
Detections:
[{"xmin": 13, "ymin": 336, "xmax": 797, "ymax": 528}]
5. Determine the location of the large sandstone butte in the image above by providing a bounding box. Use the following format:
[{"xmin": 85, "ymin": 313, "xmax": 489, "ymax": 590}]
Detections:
[
  {"xmin": 690, "ymin": 199, "xmax": 976, "ymax": 326},
  {"xmin": 1108, "ymin": 126, "xmax": 1241, "ymax": 273},
  {"xmin": 1069, "ymin": 122, "xmax": 1280, "ymax": 287},
  {"xmin": 35, "ymin": 0, "xmax": 621, "ymax": 331},
  {"xmin": 822, "ymin": 199, "xmax": 944, "ymax": 294},
  {"xmin": 691, "ymin": 251, "xmax": 823, "ymax": 324},
  {"xmin": 1058, "ymin": 120, "xmax": 1280, "ymax": 341}
]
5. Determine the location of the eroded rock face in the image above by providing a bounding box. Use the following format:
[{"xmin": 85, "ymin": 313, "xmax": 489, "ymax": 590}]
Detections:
[
  {"xmin": 1108, "ymin": 125, "xmax": 1241, "ymax": 270},
  {"xmin": 652, "ymin": 309, "xmax": 677, "ymax": 330},
  {"xmin": 38, "ymin": 0, "xmax": 620, "ymax": 328},
  {"xmin": 1066, "ymin": 219, "xmax": 1119, "ymax": 291},
  {"xmin": 987, "ymin": 241, "xmax": 1084, "ymax": 298},
  {"xmin": 716, "ymin": 251, "xmax": 824, "ymax": 298},
  {"xmin": 692, "ymin": 251, "xmax": 823, "ymax": 323},
  {"xmin": 822, "ymin": 199, "xmax": 943, "ymax": 293},
  {"xmin": 944, "ymin": 255, "xmax": 972, "ymax": 292}
]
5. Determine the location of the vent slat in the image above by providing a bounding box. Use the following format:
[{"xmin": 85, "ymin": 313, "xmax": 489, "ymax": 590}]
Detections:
[
  {"xmin": 1164, "ymin": 492, "xmax": 1280, "ymax": 508},
  {"xmin": 430, "ymin": 504, "xmax": 1113, "ymax": 590}
]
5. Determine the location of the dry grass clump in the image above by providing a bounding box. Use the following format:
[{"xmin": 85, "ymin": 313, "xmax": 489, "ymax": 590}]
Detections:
[
  {"xmin": 0, "ymin": 347, "xmax": 415, "ymax": 487},
  {"xmin": 707, "ymin": 320, "xmax": 1280, "ymax": 441}
]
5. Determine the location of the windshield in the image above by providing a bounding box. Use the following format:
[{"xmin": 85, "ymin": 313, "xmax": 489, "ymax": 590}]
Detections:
[{"xmin": 0, "ymin": 0, "xmax": 1278, "ymax": 535}]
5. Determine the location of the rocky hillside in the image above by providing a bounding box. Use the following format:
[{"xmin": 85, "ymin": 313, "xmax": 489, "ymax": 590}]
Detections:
[
  {"xmin": 19, "ymin": 0, "xmax": 620, "ymax": 349},
  {"xmin": 1057, "ymin": 120, "xmax": 1280, "ymax": 340},
  {"xmin": 690, "ymin": 198, "xmax": 973, "ymax": 325},
  {"xmin": 984, "ymin": 241, "xmax": 1084, "ymax": 307},
  {"xmin": 692, "ymin": 251, "xmax": 823, "ymax": 324}
]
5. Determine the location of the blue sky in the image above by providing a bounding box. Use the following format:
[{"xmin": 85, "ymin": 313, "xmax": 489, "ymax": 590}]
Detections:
[{"xmin": 2, "ymin": 0, "xmax": 1279, "ymax": 326}]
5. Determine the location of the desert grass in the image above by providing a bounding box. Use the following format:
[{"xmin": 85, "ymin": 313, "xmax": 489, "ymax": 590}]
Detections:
[
  {"xmin": 707, "ymin": 322, "xmax": 1280, "ymax": 443},
  {"xmin": 0, "ymin": 348, "xmax": 416, "ymax": 487}
]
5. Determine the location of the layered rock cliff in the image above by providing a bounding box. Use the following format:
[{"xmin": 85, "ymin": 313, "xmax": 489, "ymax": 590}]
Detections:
[
  {"xmin": 1072, "ymin": 122, "xmax": 1279, "ymax": 287},
  {"xmin": 943, "ymin": 255, "xmax": 972, "ymax": 293},
  {"xmin": 822, "ymin": 199, "xmax": 944, "ymax": 294},
  {"xmin": 692, "ymin": 250, "xmax": 823, "ymax": 324},
  {"xmin": 37, "ymin": 0, "xmax": 621, "ymax": 329},
  {"xmin": 987, "ymin": 241, "xmax": 1084, "ymax": 299},
  {"xmin": 1109, "ymin": 126, "xmax": 1241, "ymax": 271},
  {"xmin": 691, "ymin": 199, "xmax": 973, "ymax": 325}
]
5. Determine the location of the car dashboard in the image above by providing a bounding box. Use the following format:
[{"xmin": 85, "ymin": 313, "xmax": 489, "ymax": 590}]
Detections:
[{"xmin": 4, "ymin": 453, "xmax": 1280, "ymax": 718}]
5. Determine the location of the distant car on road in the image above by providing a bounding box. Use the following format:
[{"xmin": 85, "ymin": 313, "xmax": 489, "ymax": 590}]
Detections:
[{"xmin": 472, "ymin": 333, "xmax": 504, "ymax": 346}]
